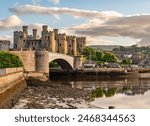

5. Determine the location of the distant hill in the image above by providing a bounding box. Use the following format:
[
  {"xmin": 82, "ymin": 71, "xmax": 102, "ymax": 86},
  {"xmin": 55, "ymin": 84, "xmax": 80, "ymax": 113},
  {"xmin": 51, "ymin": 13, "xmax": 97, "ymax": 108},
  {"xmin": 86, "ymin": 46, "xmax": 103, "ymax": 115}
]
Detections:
[{"xmin": 88, "ymin": 45, "xmax": 122, "ymax": 51}]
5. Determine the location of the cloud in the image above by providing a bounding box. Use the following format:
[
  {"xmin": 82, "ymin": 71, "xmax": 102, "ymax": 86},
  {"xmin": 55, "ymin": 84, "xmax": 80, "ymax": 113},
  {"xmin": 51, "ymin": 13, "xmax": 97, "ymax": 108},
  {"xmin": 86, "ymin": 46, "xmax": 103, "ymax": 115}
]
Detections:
[
  {"xmin": 49, "ymin": 0, "xmax": 60, "ymax": 5},
  {"xmin": 72, "ymin": 14, "xmax": 150, "ymax": 46},
  {"xmin": 9, "ymin": 4, "xmax": 150, "ymax": 46},
  {"xmin": 0, "ymin": 15, "xmax": 22, "ymax": 29},
  {"xmin": 0, "ymin": 35, "xmax": 12, "ymax": 41},
  {"xmin": 9, "ymin": 4, "xmax": 122, "ymax": 20}
]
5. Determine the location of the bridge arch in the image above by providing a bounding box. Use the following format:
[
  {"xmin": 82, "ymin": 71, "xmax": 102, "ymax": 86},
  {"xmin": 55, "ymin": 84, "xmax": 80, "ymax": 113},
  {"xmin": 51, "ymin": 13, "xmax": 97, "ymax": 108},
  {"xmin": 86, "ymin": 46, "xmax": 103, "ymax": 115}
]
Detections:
[
  {"xmin": 50, "ymin": 59, "xmax": 73, "ymax": 71},
  {"xmin": 49, "ymin": 52, "xmax": 74, "ymax": 72}
]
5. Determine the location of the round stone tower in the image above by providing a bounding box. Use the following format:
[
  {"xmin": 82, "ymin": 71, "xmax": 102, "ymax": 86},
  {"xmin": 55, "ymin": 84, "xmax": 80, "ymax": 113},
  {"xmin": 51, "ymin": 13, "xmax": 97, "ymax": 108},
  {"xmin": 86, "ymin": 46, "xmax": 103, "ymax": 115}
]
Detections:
[
  {"xmin": 33, "ymin": 29, "xmax": 38, "ymax": 39},
  {"xmin": 22, "ymin": 26, "xmax": 28, "ymax": 37}
]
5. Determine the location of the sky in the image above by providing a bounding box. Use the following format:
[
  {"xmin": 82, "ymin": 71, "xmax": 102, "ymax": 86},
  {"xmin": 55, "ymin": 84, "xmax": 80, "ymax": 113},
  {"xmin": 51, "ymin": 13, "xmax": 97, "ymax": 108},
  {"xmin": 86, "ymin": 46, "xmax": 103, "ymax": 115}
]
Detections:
[{"xmin": 1, "ymin": 0, "xmax": 150, "ymax": 46}]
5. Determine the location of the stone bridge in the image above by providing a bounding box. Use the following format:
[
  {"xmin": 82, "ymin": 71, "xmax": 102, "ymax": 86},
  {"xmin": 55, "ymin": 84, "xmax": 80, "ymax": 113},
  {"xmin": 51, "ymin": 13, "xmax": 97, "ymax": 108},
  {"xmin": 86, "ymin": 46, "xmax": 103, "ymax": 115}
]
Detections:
[{"xmin": 10, "ymin": 51, "xmax": 82, "ymax": 76}]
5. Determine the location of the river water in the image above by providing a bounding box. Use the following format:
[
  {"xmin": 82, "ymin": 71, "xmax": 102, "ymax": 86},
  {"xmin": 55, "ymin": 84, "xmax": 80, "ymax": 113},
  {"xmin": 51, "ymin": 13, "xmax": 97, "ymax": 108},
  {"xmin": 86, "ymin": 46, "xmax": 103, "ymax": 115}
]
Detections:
[
  {"xmin": 51, "ymin": 73, "xmax": 150, "ymax": 109},
  {"xmin": 14, "ymin": 73, "xmax": 150, "ymax": 109}
]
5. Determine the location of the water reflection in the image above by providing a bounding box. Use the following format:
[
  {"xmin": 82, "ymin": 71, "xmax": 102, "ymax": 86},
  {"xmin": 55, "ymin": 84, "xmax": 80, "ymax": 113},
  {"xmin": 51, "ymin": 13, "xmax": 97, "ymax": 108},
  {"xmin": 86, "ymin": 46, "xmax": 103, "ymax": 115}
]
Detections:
[
  {"xmin": 52, "ymin": 73, "xmax": 150, "ymax": 108},
  {"xmin": 91, "ymin": 87, "xmax": 118, "ymax": 99}
]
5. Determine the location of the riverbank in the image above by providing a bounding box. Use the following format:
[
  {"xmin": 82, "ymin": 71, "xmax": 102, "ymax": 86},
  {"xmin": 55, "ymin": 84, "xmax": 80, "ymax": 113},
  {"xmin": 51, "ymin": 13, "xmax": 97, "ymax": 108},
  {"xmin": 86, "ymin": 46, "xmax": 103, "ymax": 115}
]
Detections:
[{"xmin": 13, "ymin": 77, "xmax": 97, "ymax": 109}]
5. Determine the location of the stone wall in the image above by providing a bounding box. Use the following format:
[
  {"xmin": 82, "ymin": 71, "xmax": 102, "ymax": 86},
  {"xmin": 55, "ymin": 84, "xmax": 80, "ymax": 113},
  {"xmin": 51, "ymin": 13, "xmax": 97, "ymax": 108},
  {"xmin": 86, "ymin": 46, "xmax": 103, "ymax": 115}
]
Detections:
[
  {"xmin": 10, "ymin": 51, "xmax": 36, "ymax": 72},
  {"xmin": 0, "ymin": 70, "xmax": 26, "ymax": 108},
  {"xmin": 10, "ymin": 51, "xmax": 49, "ymax": 75}
]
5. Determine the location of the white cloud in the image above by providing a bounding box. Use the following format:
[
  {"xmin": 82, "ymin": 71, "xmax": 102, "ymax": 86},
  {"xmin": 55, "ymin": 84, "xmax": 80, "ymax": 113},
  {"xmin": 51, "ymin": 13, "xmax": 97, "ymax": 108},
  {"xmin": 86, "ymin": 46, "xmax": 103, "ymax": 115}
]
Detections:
[
  {"xmin": 0, "ymin": 35, "xmax": 12, "ymax": 41},
  {"xmin": 9, "ymin": 4, "xmax": 122, "ymax": 20},
  {"xmin": 72, "ymin": 14, "xmax": 150, "ymax": 46},
  {"xmin": 9, "ymin": 4, "xmax": 150, "ymax": 46},
  {"xmin": 0, "ymin": 15, "xmax": 22, "ymax": 29},
  {"xmin": 49, "ymin": 0, "xmax": 60, "ymax": 5}
]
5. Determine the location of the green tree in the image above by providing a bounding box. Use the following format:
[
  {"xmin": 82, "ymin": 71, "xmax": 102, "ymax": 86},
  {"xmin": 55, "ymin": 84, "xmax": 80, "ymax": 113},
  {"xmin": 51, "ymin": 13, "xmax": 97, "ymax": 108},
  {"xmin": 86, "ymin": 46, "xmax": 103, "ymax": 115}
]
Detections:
[
  {"xmin": 91, "ymin": 88, "xmax": 104, "ymax": 98},
  {"xmin": 82, "ymin": 47, "xmax": 97, "ymax": 60},
  {"xmin": 122, "ymin": 57, "xmax": 131, "ymax": 65},
  {"xmin": 103, "ymin": 52, "xmax": 118, "ymax": 63},
  {"xmin": 49, "ymin": 61, "xmax": 60, "ymax": 68},
  {"xmin": 0, "ymin": 52, "xmax": 23, "ymax": 68},
  {"xmin": 104, "ymin": 88, "xmax": 118, "ymax": 97},
  {"xmin": 119, "ymin": 46, "xmax": 126, "ymax": 52},
  {"xmin": 96, "ymin": 50, "xmax": 104, "ymax": 61}
]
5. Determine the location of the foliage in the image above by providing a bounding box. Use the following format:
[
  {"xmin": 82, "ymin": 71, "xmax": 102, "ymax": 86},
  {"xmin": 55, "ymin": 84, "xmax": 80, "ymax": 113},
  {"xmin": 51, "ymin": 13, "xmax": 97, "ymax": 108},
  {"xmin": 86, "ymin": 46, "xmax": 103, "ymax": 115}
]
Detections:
[
  {"xmin": 49, "ymin": 61, "xmax": 60, "ymax": 68},
  {"xmin": 82, "ymin": 47, "xmax": 96, "ymax": 59},
  {"xmin": 119, "ymin": 46, "xmax": 126, "ymax": 52},
  {"xmin": 96, "ymin": 50, "xmax": 104, "ymax": 61},
  {"xmin": 96, "ymin": 61, "xmax": 104, "ymax": 66},
  {"xmin": 104, "ymin": 88, "xmax": 118, "ymax": 97},
  {"xmin": 91, "ymin": 88, "xmax": 104, "ymax": 98},
  {"xmin": 122, "ymin": 57, "xmax": 131, "ymax": 65},
  {"xmin": 122, "ymin": 86, "xmax": 131, "ymax": 92},
  {"xmin": 91, "ymin": 87, "xmax": 118, "ymax": 99},
  {"xmin": 0, "ymin": 51, "xmax": 23, "ymax": 68},
  {"xmin": 103, "ymin": 52, "xmax": 119, "ymax": 63},
  {"xmin": 82, "ymin": 47, "xmax": 119, "ymax": 64}
]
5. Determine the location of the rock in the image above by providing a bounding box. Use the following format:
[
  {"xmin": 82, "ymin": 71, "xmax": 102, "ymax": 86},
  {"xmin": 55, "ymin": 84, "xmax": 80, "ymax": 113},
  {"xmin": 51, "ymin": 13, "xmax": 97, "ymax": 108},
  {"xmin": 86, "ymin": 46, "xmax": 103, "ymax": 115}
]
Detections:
[{"xmin": 108, "ymin": 106, "xmax": 115, "ymax": 109}]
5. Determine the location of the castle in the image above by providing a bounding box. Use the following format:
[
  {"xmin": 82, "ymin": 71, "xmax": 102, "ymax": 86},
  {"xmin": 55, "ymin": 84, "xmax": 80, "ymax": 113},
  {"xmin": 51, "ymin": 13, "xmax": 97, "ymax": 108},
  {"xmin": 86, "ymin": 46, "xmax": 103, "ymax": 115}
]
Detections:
[{"xmin": 13, "ymin": 25, "xmax": 86, "ymax": 55}]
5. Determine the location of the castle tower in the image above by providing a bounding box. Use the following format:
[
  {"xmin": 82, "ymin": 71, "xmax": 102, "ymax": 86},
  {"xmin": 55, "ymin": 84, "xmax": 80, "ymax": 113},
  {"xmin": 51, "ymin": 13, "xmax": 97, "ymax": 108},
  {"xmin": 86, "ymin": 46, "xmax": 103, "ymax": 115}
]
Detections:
[
  {"xmin": 23, "ymin": 26, "xmax": 28, "ymax": 37},
  {"xmin": 66, "ymin": 36, "xmax": 77, "ymax": 56},
  {"xmin": 33, "ymin": 29, "xmax": 38, "ymax": 39},
  {"xmin": 42, "ymin": 25, "xmax": 48, "ymax": 32},
  {"xmin": 54, "ymin": 29, "xmax": 58, "ymax": 40},
  {"xmin": 76, "ymin": 37, "xmax": 86, "ymax": 54},
  {"xmin": 49, "ymin": 31, "xmax": 55, "ymax": 52},
  {"xmin": 58, "ymin": 33, "xmax": 67, "ymax": 54},
  {"xmin": 41, "ymin": 25, "xmax": 49, "ymax": 50},
  {"xmin": 72, "ymin": 36, "xmax": 77, "ymax": 56},
  {"xmin": 83, "ymin": 37, "xmax": 86, "ymax": 47},
  {"xmin": 14, "ymin": 31, "xmax": 25, "ymax": 50}
]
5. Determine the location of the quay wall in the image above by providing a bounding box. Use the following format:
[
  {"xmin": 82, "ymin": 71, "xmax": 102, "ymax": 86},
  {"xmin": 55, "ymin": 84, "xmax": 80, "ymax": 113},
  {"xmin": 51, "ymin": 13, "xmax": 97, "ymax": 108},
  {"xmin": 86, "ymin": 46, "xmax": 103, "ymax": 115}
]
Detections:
[
  {"xmin": 0, "ymin": 68, "xmax": 26, "ymax": 108},
  {"xmin": 50, "ymin": 68, "xmax": 127, "ymax": 80}
]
